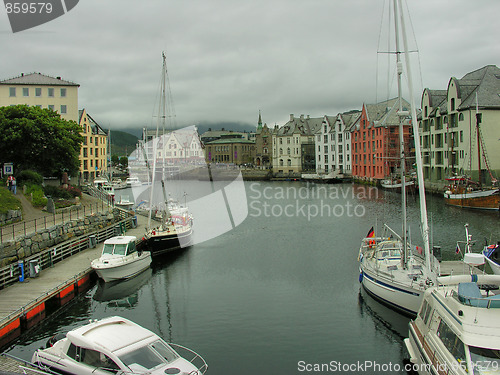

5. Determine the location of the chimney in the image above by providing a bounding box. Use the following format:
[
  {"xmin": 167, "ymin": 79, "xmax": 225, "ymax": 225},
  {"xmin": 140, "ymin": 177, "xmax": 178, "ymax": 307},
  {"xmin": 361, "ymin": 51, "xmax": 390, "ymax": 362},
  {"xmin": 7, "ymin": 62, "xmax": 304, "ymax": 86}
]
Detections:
[
  {"xmin": 307, "ymin": 115, "xmax": 310, "ymax": 120},
  {"xmin": 300, "ymin": 114, "xmax": 304, "ymax": 121},
  {"xmin": 289, "ymin": 114, "xmax": 294, "ymax": 122},
  {"xmin": 57, "ymin": 76, "xmax": 61, "ymax": 80}
]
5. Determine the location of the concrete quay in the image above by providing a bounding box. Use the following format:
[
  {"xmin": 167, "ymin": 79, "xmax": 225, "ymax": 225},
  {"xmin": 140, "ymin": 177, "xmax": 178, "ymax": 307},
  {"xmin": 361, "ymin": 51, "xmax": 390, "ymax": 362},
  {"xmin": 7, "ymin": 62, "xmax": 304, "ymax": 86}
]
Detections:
[{"xmin": 0, "ymin": 213, "xmax": 149, "ymax": 354}]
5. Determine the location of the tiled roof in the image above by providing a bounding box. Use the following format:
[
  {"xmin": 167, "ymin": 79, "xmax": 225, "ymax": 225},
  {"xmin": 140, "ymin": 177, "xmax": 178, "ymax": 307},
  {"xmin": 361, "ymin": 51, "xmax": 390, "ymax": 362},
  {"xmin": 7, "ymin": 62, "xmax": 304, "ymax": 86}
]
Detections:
[
  {"xmin": 0, "ymin": 72, "xmax": 79, "ymax": 86},
  {"xmin": 457, "ymin": 65, "xmax": 500, "ymax": 109}
]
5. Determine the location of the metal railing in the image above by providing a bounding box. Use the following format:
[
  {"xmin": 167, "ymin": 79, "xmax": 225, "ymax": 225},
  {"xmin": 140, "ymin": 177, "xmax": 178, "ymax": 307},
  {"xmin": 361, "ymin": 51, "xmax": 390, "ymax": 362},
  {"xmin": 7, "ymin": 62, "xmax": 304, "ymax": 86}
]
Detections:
[
  {"xmin": 0, "ymin": 209, "xmax": 132, "ymax": 292},
  {"xmin": 0, "ymin": 202, "xmax": 113, "ymax": 243}
]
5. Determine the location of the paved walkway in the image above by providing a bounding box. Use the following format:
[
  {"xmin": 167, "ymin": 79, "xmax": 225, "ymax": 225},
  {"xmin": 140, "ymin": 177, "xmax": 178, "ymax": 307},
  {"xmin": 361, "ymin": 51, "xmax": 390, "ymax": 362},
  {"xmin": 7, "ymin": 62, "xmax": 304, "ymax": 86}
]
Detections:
[{"xmin": 1, "ymin": 188, "xmax": 111, "ymax": 243}]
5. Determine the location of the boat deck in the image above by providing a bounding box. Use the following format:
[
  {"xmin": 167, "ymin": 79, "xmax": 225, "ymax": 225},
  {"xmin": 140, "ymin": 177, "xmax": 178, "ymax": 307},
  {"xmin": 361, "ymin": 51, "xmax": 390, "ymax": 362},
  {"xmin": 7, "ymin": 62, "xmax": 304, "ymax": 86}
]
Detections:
[{"xmin": 439, "ymin": 260, "xmax": 483, "ymax": 276}]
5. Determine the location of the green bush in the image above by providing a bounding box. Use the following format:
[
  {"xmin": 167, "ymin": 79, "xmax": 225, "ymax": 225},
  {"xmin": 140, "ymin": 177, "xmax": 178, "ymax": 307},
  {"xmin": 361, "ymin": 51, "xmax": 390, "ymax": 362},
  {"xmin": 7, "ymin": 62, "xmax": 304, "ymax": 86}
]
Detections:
[
  {"xmin": 17, "ymin": 170, "xmax": 43, "ymax": 186},
  {"xmin": 26, "ymin": 184, "xmax": 47, "ymax": 208},
  {"xmin": 43, "ymin": 185, "xmax": 82, "ymax": 199}
]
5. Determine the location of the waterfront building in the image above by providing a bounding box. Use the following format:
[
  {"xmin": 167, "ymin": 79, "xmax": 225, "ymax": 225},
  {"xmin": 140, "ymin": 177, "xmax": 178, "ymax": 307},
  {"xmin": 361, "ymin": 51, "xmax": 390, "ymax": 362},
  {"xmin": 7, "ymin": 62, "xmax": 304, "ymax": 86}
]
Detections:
[
  {"xmin": 350, "ymin": 98, "xmax": 413, "ymax": 182},
  {"xmin": 255, "ymin": 111, "xmax": 272, "ymax": 168},
  {"xmin": 140, "ymin": 127, "xmax": 204, "ymax": 164},
  {"xmin": 78, "ymin": 109, "xmax": 108, "ymax": 183},
  {"xmin": 0, "ymin": 72, "xmax": 79, "ymax": 122},
  {"xmin": 272, "ymin": 114, "xmax": 323, "ymax": 176},
  {"xmin": 200, "ymin": 129, "xmax": 252, "ymax": 143},
  {"xmin": 315, "ymin": 111, "xmax": 360, "ymax": 177},
  {"xmin": 419, "ymin": 65, "xmax": 500, "ymax": 190},
  {"xmin": 204, "ymin": 134, "xmax": 256, "ymax": 165}
]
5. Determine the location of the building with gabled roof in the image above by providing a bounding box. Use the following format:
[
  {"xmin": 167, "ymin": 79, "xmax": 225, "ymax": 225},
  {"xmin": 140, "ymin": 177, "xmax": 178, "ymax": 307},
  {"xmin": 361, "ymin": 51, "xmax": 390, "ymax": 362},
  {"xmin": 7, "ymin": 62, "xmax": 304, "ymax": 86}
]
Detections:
[
  {"xmin": 272, "ymin": 114, "xmax": 323, "ymax": 176},
  {"xmin": 0, "ymin": 72, "xmax": 79, "ymax": 122},
  {"xmin": 79, "ymin": 109, "xmax": 108, "ymax": 182},
  {"xmin": 350, "ymin": 98, "xmax": 413, "ymax": 181},
  {"xmin": 315, "ymin": 111, "xmax": 360, "ymax": 177},
  {"xmin": 419, "ymin": 65, "xmax": 500, "ymax": 188}
]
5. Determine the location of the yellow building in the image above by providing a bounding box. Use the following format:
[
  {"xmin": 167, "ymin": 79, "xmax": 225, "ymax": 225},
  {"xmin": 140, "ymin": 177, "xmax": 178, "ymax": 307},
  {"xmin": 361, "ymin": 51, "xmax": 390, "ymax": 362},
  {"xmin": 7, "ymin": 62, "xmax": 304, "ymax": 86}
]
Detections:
[
  {"xmin": 79, "ymin": 109, "xmax": 108, "ymax": 183},
  {"xmin": 0, "ymin": 72, "xmax": 108, "ymax": 182},
  {"xmin": 0, "ymin": 72, "xmax": 79, "ymax": 122}
]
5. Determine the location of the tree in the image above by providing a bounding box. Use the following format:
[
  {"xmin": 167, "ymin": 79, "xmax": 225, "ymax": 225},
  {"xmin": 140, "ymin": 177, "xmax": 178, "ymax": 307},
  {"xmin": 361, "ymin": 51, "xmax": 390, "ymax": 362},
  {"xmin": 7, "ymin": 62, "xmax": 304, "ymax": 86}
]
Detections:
[
  {"xmin": 111, "ymin": 154, "xmax": 119, "ymax": 166},
  {"xmin": 0, "ymin": 105, "xmax": 83, "ymax": 177},
  {"xmin": 119, "ymin": 156, "xmax": 128, "ymax": 168}
]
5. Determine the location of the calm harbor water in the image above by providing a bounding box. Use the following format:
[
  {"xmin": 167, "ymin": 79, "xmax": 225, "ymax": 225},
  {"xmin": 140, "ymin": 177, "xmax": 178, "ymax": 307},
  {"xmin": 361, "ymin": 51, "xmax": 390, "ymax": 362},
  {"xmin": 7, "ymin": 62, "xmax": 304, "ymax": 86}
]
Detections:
[{"xmin": 5, "ymin": 181, "xmax": 499, "ymax": 374}]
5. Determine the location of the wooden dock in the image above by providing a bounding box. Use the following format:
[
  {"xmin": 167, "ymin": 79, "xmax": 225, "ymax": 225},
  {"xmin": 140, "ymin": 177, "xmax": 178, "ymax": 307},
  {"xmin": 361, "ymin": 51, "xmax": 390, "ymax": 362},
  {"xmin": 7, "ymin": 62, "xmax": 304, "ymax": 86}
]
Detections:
[
  {"xmin": 0, "ymin": 213, "xmax": 149, "ymax": 353},
  {"xmin": 0, "ymin": 353, "xmax": 52, "ymax": 374}
]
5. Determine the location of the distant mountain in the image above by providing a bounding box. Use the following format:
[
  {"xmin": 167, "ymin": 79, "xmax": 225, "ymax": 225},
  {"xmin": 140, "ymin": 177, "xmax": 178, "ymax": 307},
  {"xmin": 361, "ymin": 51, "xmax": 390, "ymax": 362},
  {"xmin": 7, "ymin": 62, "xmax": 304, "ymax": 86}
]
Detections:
[
  {"xmin": 112, "ymin": 121, "xmax": 257, "ymax": 140},
  {"xmin": 107, "ymin": 130, "xmax": 138, "ymax": 157}
]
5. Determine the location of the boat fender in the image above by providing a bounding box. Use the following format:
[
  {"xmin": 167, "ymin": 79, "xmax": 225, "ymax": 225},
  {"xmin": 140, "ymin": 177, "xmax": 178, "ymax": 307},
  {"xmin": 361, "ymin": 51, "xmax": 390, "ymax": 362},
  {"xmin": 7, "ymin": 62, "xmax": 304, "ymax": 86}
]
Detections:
[
  {"xmin": 359, "ymin": 272, "xmax": 363, "ymax": 283},
  {"xmin": 152, "ymin": 231, "xmax": 156, "ymax": 235}
]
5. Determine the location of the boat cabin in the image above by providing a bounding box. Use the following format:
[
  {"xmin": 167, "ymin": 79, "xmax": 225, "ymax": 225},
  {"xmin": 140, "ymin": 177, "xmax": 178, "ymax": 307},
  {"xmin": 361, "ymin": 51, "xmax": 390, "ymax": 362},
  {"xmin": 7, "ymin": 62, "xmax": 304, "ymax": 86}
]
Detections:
[
  {"xmin": 102, "ymin": 236, "xmax": 138, "ymax": 257},
  {"xmin": 408, "ymin": 282, "xmax": 500, "ymax": 374}
]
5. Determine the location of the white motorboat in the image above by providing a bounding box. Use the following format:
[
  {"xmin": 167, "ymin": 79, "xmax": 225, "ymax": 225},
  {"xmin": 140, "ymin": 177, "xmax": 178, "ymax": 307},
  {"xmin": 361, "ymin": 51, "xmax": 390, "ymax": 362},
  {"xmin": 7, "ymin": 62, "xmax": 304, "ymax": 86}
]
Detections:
[
  {"xmin": 405, "ymin": 274, "xmax": 500, "ymax": 375},
  {"xmin": 126, "ymin": 177, "xmax": 142, "ymax": 187},
  {"xmin": 358, "ymin": 0, "xmax": 439, "ymax": 317},
  {"xmin": 483, "ymin": 243, "xmax": 500, "ymax": 275},
  {"xmin": 32, "ymin": 316, "xmax": 208, "ymax": 375},
  {"xmin": 91, "ymin": 236, "xmax": 152, "ymax": 282},
  {"xmin": 115, "ymin": 195, "xmax": 134, "ymax": 210},
  {"xmin": 111, "ymin": 178, "xmax": 127, "ymax": 190},
  {"xmin": 93, "ymin": 178, "xmax": 115, "ymax": 197}
]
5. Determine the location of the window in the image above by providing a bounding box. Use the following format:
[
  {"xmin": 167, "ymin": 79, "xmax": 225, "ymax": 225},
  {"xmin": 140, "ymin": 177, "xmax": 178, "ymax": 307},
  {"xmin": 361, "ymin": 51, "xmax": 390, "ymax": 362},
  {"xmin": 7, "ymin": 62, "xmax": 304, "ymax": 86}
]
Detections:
[
  {"xmin": 9, "ymin": 87, "xmax": 16, "ymax": 97},
  {"xmin": 48, "ymin": 88, "xmax": 54, "ymax": 97},
  {"xmin": 23, "ymin": 88, "xmax": 29, "ymax": 97},
  {"xmin": 48, "ymin": 105, "xmax": 55, "ymax": 111},
  {"xmin": 60, "ymin": 88, "xmax": 67, "ymax": 97},
  {"xmin": 61, "ymin": 105, "xmax": 67, "ymax": 114},
  {"xmin": 436, "ymin": 319, "xmax": 467, "ymax": 369},
  {"xmin": 36, "ymin": 88, "xmax": 42, "ymax": 97}
]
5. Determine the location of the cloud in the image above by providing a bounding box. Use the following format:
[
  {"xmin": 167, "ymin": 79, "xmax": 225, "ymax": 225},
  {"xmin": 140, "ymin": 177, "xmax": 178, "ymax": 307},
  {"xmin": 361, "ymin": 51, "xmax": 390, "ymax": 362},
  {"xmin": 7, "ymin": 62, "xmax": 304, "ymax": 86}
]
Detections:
[{"xmin": 1, "ymin": 0, "xmax": 499, "ymax": 130}]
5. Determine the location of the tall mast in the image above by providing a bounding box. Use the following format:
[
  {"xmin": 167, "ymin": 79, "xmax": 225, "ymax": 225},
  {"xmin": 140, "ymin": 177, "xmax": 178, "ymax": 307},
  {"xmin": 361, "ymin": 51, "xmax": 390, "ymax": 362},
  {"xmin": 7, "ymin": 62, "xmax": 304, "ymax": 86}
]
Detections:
[
  {"xmin": 476, "ymin": 93, "xmax": 482, "ymax": 188},
  {"xmin": 397, "ymin": 0, "xmax": 432, "ymax": 278},
  {"xmin": 393, "ymin": 0, "xmax": 407, "ymax": 267}
]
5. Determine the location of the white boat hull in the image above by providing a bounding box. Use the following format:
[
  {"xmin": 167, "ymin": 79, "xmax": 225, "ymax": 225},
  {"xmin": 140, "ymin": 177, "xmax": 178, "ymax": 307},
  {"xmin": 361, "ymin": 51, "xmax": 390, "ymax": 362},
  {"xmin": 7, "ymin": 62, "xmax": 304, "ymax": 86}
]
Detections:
[
  {"xmin": 92, "ymin": 252, "xmax": 152, "ymax": 282},
  {"xmin": 485, "ymin": 257, "xmax": 500, "ymax": 275},
  {"xmin": 359, "ymin": 265, "xmax": 423, "ymax": 316}
]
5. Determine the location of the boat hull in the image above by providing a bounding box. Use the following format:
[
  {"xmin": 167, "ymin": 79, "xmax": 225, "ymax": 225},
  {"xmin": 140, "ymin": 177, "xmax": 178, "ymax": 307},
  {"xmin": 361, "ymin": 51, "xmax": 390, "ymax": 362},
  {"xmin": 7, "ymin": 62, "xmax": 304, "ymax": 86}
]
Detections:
[
  {"xmin": 146, "ymin": 227, "xmax": 193, "ymax": 255},
  {"xmin": 444, "ymin": 189, "xmax": 499, "ymax": 210},
  {"xmin": 92, "ymin": 252, "xmax": 152, "ymax": 282},
  {"xmin": 359, "ymin": 267, "xmax": 422, "ymax": 317}
]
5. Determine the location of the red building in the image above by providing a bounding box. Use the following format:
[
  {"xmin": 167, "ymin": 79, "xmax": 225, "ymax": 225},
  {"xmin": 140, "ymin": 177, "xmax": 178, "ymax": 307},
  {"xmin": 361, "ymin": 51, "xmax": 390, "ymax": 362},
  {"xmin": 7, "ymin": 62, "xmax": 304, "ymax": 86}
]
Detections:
[{"xmin": 351, "ymin": 98, "xmax": 413, "ymax": 181}]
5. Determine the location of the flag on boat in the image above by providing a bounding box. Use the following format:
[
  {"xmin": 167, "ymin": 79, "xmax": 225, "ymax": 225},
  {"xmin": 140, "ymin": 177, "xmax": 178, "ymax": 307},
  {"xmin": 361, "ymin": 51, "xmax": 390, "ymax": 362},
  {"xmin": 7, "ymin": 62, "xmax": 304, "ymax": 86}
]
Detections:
[
  {"xmin": 455, "ymin": 244, "xmax": 461, "ymax": 254},
  {"xmin": 366, "ymin": 227, "xmax": 375, "ymax": 238}
]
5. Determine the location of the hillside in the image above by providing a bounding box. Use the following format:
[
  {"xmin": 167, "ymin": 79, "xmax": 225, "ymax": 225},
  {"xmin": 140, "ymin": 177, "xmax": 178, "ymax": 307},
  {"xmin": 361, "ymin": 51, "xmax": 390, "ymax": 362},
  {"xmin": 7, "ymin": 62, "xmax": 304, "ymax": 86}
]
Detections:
[{"xmin": 108, "ymin": 130, "xmax": 138, "ymax": 157}]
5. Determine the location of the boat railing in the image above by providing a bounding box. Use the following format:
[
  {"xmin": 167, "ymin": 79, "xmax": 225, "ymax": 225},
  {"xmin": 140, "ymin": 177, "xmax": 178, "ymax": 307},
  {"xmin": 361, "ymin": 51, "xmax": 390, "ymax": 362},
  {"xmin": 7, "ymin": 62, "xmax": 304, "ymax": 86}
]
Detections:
[
  {"xmin": 169, "ymin": 343, "xmax": 208, "ymax": 375},
  {"xmin": 454, "ymin": 283, "xmax": 500, "ymax": 309}
]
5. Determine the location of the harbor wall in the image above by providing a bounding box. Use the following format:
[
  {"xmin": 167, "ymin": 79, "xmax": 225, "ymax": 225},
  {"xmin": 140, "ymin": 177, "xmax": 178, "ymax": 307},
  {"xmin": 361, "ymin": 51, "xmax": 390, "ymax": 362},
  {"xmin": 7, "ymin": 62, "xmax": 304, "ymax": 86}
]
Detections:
[{"xmin": 0, "ymin": 210, "xmax": 121, "ymax": 267}]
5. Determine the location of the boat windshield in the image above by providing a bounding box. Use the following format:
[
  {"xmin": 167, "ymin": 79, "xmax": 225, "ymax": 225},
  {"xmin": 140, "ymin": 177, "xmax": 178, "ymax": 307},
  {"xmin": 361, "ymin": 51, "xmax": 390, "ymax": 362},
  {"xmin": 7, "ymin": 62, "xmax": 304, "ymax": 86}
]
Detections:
[
  {"xmin": 113, "ymin": 244, "xmax": 127, "ymax": 256},
  {"xmin": 102, "ymin": 244, "xmax": 114, "ymax": 255},
  {"xmin": 469, "ymin": 346, "xmax": 500, "ymax": 374},
  {"xmin": 118, "ymin": 340, "xmax": 178, "ymax": 370}
]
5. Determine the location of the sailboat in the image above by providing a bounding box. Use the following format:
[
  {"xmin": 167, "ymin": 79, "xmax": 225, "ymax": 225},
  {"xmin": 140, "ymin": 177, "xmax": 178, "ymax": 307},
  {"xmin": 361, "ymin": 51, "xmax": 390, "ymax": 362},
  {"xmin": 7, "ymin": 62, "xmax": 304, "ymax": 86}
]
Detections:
[
  {"xmin": 358, "ymin": 0, "xmax": 439, "ymax": 317},
  {"xmin": 143, "ymin": 52, "xmax": 194, "ymax": 255},
  {"xmin": 444, "ymin": 96, "xmax": 499, "ymax": 210}
]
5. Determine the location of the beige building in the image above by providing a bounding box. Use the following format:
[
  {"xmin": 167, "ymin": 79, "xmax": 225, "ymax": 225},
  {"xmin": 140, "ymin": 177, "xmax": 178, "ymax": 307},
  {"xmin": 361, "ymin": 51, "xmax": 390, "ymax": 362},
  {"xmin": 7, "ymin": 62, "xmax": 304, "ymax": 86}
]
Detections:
[
  {"xmin": 0, "ymin": 72, "xmax": 79, "ymax": 122},
  {"xmin": 78, "ymin": 109, "xmax": 108, "ymax": 182},
  {"xmin": 204, "ymin": 135, "xmax": 255, "ymax": 165},
  {"xmin": 272, "ymin": 114, "xmax": 323, "ymax": 176},
  {"xmin": 419, "ymin": 65, "xmax": 500, "ymax": 189}
]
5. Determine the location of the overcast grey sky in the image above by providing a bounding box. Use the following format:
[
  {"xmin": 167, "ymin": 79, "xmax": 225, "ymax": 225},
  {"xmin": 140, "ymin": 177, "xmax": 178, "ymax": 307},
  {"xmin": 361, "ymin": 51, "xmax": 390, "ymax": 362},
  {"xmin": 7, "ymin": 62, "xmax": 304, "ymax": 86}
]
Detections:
[{"xmin": 2, "ymin": 0, "xmax": 499, "ymax": 131}]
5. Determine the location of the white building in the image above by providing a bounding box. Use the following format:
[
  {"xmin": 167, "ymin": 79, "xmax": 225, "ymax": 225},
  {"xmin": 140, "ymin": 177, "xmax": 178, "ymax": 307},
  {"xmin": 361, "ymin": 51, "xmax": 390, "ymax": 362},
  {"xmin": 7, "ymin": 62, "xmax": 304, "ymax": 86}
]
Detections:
[{"xmin": 315, "ymin": 112, "xmax": 359, "ymax": 176}]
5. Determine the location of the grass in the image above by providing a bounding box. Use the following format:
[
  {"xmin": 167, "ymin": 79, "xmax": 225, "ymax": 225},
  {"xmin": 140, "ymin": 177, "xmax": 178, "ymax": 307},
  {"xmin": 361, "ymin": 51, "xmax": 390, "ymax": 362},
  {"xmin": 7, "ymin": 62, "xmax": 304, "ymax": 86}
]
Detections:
[{"xmin": 0, "ymin": 187, "xmax": 22, "ymax": 214}]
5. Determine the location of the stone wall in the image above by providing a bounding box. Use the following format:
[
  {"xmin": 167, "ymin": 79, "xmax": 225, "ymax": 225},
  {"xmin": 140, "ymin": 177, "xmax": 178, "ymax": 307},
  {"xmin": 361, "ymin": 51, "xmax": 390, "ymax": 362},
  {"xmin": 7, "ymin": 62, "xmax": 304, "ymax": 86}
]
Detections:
[
  {"xmin": 0, "ymin": 210, "xmax": 22, "ymax": 226},
  {"xmin": 0, "ymin": 210, "xmax": 121, "ymax": 267}
]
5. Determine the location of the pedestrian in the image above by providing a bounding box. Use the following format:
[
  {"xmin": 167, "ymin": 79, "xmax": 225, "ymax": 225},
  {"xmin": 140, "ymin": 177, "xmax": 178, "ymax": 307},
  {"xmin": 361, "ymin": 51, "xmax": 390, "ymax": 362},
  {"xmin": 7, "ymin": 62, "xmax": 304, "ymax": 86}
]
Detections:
[
  {"xmin": 12, "ymin": 177, "xmax": 16, "ymax": 194},
  {"xmin": 7, "ymin": 176, "xmax": 12, "ymax": 192}
]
